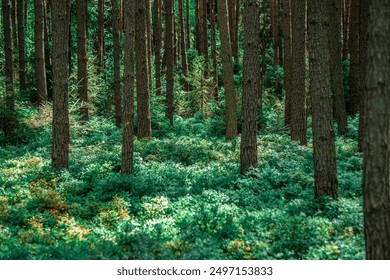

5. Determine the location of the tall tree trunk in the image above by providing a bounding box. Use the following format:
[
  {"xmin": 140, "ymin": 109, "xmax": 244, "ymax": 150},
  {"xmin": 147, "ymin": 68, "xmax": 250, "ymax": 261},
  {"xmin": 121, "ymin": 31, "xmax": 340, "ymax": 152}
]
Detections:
[
  {"xmin": 165, "ymin": 0, "xmax": 175, "ymax": 125},
  {"xmin": 342, "ymin": 0, "xmax": 352, "ymax": 60},
  {"xmin": 135, "ymin": 0, "xmax": 152, "ymax": 139},
  {"xmin": 111, "ymin": 0, "xmax": 122, "ymax": 127},
  {"xmin": 77, "ymin": 0, "xmax": 89, "ymax": 122},
  {"xmin": 121, "ymin": 0, "xmax": 135, "ymax": 174},
  {"xmin": 17, "ymin": 0, "xmax": 26, "ymax": 92},
  {"xmin": 210, "ymin": 0, "xmax": 219, "ymax": 99},
  {"xmin": 186, "ymin": 0, "xmax": 191, "ymax": 48},
  {"xmin": 283, "ymin": 0, "xmax": 292, "ymax": 127},
  {"xmin": 358, "ymin": 0, "xmax": 369, "ymax": 152},
  {"xmin": 202, "ymin": 0, "xmax": 209, "ymax": 72},
  {"xmin": 290, "ymin": 0, "xmax": 307, "ymax": 145},
  {"xmin": 154, "ymin": 0, "xmax": 162, "ymax": 96},
  {"xmin": 329, "ymin": 0, "xmax": 348, "ymax": 135},
  {"xmin": 145, "ymin": 0, "xmax": 152, "ymax": 84},
  {"xmin": 271, "ymin": 0, "xmax": 280, "ymax": 65},
  {"xmin": 97, "ymin": 0, "xmax": 105, "ymax": 73},
  {"xmin": 179, "ymin": 0, "xmax": 189, "ymax": 91},
  {"xmin": 2, "ymin": 0, "xmax": 18, "ymax": 137},
  {"xmin": 308, "ymin": 0, "xmax": 338, "ymax": 199},
  {"xmin": 52, "ymin": 0, "xmax": 70, "ymax": 169},
  {"xmin": 34, "ymin": 0, "xmax": 48, "ymax": 106},
  {"xmin": 363, "ymin": 0, "xmax": 390, "ymax": 260},
  {"xmin": 217, "ymin": 0, "xmax": 238, "ymax": 140},
  {"xmin": 349, "ymin": 0, "xmax": 360, "ymax": 114},
  {"xmin": 240, "ymin": 0, "xmax": 260, "ymax": 173}
]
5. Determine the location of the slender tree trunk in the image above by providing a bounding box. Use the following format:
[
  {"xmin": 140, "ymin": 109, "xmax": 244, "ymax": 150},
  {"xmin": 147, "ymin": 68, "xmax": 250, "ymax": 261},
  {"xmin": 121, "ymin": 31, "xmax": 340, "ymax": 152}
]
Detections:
[
  {"xmin": 186, "ymin": 0, "xmax": 191, "ymax": 48},
  {"xmin": 342, "ymin": 0, "xmax": 351, "ymax": 60},
  {"xmin": 77, "ymin": 0, "xmax": 89, "ymax": 122},
  {"xmin": 290, "ymin": 0, "xmax": 307, "ymax": 145},
  {"xmin": 2, "ymin": 0, "xmax": 18, "ymax": 137},
  {"xmin": 283, "ymin": 0, "xmax": 292, "ymax": 127},
  {"xmin": 358, "ymin": 0, "xmax": 369, "ymax": 152},
  {"xmin": 363, "ymin": 0, "xmax": 390, "ymax": 260},
  {"xmin": 135, "ymin": 0, "xmax": 152, "ymax": 139},
  {"xmin": 308, "ymin": 0, "xmax": 338, "ymax": 199},
  {"xmin": 217, "ymin": 0, "xmax": 238, "ymax": 140},
  {"xmin": 111, "ymin": 0, "xmax": 122, "ymax": 127},
  {"xmin": 240, "ymin": 0, "xmax": 260, "ymax": 173},
  {"xmin": 52, "ymin": 0, "xmax": 70, "ymax": 169},
  {"xmin": 328, "ymin": 0, "xmax": 348, "ymax": 135},
  {"xmin": 210, "ymin": 0, "xmax": 219, "ymax": 99},
  {"xmin": 34, "ymin": 0, "xmax": 48, "ymax": 106},
  {"xmin": 179, "ymin": 0, "xmax": 189, "ymax": 91},
  {"xmin": 154, "ymin": 0, "xmax": 162, "ymax": 96},
  {"xmin": 202, "ymin": 0, "xmax": 209, "ymax": 72},
  {"xmin": 97, "ymin": 0, "xmax": 105, "ymax": 73},
  {"xmin": 121, "ymin": 0, "xmax": 135, "ymax": 174},
  {"xmin": 165, "ymin": 0, "xmax": 175, "ymax": 125},
  {"xmin": 145, "ymin": 0, "xmax": 152, "ymax": 84},
  {"xmin": 349, "ymin": 0, "xmax": 360, "ymax": 114},
  {"xmin": 16, "ymin": 0, "xmax": 26, "ymax": 92}
]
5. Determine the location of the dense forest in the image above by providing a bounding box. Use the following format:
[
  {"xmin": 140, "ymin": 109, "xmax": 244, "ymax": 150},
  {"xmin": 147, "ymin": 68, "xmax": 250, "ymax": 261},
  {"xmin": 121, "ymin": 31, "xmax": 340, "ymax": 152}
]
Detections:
[{"xmin": 0, "ymin": 0, "xmax": 389, "ymax": 260}]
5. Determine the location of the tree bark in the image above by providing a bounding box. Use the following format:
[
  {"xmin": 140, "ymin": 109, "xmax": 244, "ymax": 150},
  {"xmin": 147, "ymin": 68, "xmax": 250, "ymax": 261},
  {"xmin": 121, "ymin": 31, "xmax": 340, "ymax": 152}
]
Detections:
[
  {"xmin": 77, "ymin": 0, "xmax": 89, "ymax": 122},
  {"xmin": 283, "ymin": 0, "xmax": 292, "ymax": 127},
  {"xmin": 135, "ymin": 0, "xmax": 152, "ymax": 139},
  {"xmin": 363, "ymin": 0, "xmax": 390, "ymax": 260},
  {"xmin": 97, "ymin": 0, "xmax": 105, "ymax": 73},
  {"xmin": 165, "ymin": 0, "xmax": 175, "ymax": 125},
  {"xmin": 217, "ymin": 0, "xmax": 238, "ymax": 140},
  {"xmin": 179, "ymin": 0, "xmax": 189, "ymax": 91},
  {"xmin": 308, "ymin": 0, "xmax": 338, "ymax": 199},
  {"xmin": 111, "ymin": 0, "xmax": 122, "ymax": 127},
  {"xmin": 349, "ymin": 0, "xmax": 360, "ymax": 114},
  {"xmin": 17, "ymin": 0, "xmax": 26, "ymax": 92},
  {"xmin": 240, "ymin": 0, "xmax": 260, "ymax": 173},
  {"xmin": 51, "ymin": 0, "xmax": 70, "ymax": 169},
  {"xmin": 290, "ymin": 0, "xmax": 307, "ymax": 145},
  {"xmin": 154, "ymin": 0, "xmax": 163, "ymax": 96},
  {"xmin": 121, "ymin": 0, "xmax": 135, "ymax": 174},
  {"xmin": 34, "ymin": 0, "xmax": 48, "ymax": 106}
]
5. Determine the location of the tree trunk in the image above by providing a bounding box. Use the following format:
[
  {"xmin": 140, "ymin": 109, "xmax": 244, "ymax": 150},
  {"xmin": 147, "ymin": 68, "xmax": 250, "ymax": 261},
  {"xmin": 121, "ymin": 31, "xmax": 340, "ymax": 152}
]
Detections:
[
  {"xmin": 51, "ymin": 0, "xmax": 70, "ymax": 169},
  {"xmin": 290, "ymin": 0, "xmax": 307, "ymax": 145},
  {"xmin": 342, "ymin": 0, "xmax": 351, "ymax": 60},
  {"xmin": 2, "ymin": 0, "xmax": 18, "ymax": 137},
  {"xmin": 97, "ymin": 0, "xmax": 105, "ymax": 73},
  {"xmin": 210, "ymin": 0, "xmax": 219, "ymax": 99},
  {"xmin": 186, "ymin": 0, "xmax": 191, "ymax": 48},
  {"xmin": 77, "ymin": 0, "xmax": 89, "ymax": 122},
  {"xmin": 165, "ymin": 0, "xmax": 175, "ymax": 125},
  {"xmin": 34, "ymin": 0, "xmax": 48, "ymax": 106},
  {"xmin": 135, "ymin": 0, "xmax": 152, "ymax": 139},
  {"xmin": 349, "ymin": 0, "xmax": 360, "ymax": 114},
  {"xmin": 179, "ymin": 0, "xmax": 189, "ymax": 91},
  {"xmin": 308, "ymin": 0, "xmax": 338, "ymax": 199},
  {"xmin": 240, "ymin": 0, "xmax": 260, "ymax": 173},
  {"xmin": 363, "ymin": 0, "xmax": 390, "ymax": 260},
  {"xmin": 154, "ymin": 0, "xmax": 162, "ymax": 96},
  {"xmin": 17, "ymin": 0, "xmax": 26, "ymax": 92},
  {"xmin": 121, "ymin": 0, "xmax": 135, "ymax": 174},
  {"xmin": 283, "ymin": 0, "xmax": 292, "ymax": 127},
  {"xmin": 217, "ymin": 0, "xmax": 238, "ymax": 140},
  {"xmin": 328, "ymin": 0, "xmax": 348, "ymax": 135},
  {"xmin": 111, "ymin": 0, "xmax": 122, "ymax": 127}
]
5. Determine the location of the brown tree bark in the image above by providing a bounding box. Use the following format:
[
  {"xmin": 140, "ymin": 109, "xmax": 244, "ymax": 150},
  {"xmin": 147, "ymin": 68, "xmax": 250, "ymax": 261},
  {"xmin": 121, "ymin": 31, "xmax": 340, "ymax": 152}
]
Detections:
[
  {"xmin": 111, "ymin": 0, "xmax": 122, "ymax": 127},
  {"xmin": 34, "ymin": 0, "xmax": 48, "ymax": 106},
  {"xmin": 17, "ymin": 0, "xmax": 26, "ymax": 92},
  {"xmin": 290, "ymin": 0, "xmax": 307, "ymax": 145},
  {"xmin": 135, "ymin": 0, "xmax": 152, "ymax": 139},
  {"xmin": 154, "ymin": 0, "xmax": 163, "ymax": 96},
  {"xmin": 358, "ymin": 0, "xmax": 369, "ymax": 152},
  {"xmin": 283, "ymin": 0, "xmax": 292, "ymax": 127},
  {"xmin": 77, "ymin": 0, "xmax": 89, "ymax": 122},
  {"xmin": 210, "ymin": 0, "xmax": 219, "ymax": 99},
  {"xmin": 308, "ymin": 0, "xmax": 338, "ymax": 199},
  {"xmin": 165, "ymin": 0, "xmax": 175, "ymax": 125},
  {"xmin": 349, "ymin": 0, "xmax": 360, "ymax": 114},
  {"xmin": 145, "ymin": 0, "xmax": 152, "ymax": 84},
  {"xmin": 217, "ymin": 0, "xmax": 238, "ymax": 140},
  {"xmin": 186, "ymin": 0, "xmax": 191, "ymax": 48},
  {"xmin": 328, "ymin": 0, "xmax": 348, "ymax": 135},
  {"xmin": 2, "ymin": 0, "xmax": 18, "ymax": 137},
  {"xmin": 240, "ymin": 0, "xmax": 260, "ymax": 173},
  {"xmin": 179, "ymin": 0, "xmax": 189, "ymax": 91},
  {"xmin": 342, "ymin": 0, "xmax": 352, "ymax": 60},
  {"xmin": 52, "ymin": 0, "xmax": 70, "ymax": 169},
  {"xmin": 363, "ymin": 0, "xmax": 390, "ymax": 260},
  {"xmin": 121, "ymin": 0, "xmax": 135, "ymax": 174},
  {"xmin": 97, "ymin": 0, "xmax": 105, "ymax": 74}
]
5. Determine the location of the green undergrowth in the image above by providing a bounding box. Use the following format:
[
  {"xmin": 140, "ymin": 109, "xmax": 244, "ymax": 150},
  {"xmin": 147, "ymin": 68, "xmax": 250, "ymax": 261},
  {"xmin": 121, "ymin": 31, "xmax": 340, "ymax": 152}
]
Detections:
[{"xmin": 0, "ymin": 106, "xmax": 364, "ymax": 260}]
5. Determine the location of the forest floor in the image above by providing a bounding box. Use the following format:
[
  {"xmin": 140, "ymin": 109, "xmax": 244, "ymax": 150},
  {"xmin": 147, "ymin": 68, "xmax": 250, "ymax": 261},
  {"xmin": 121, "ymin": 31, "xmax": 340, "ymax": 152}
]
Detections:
[{"xmin": 0, "ymin": 103, "xmax": 365, "ymax": 260}]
